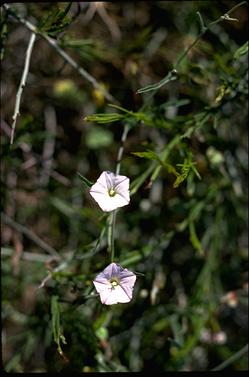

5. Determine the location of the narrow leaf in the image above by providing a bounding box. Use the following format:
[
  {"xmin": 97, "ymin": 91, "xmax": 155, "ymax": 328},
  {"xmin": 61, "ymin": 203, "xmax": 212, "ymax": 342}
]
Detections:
[
  {"xmin": 77, "ymin": 172, "xmax": 93, "ymax": 188},
  {"xmin": 51, "ymin": 295, "xmax": 67, "ymax": 358},
  {"xmin": 189, "ymin": 221, "xmax": 204, "ymax": 256},
  {"xmin": 137, "ymin": 70, "xmax": 177, "ymax": 94},
  {"xmin": 108, "ymin": 104, "xmax": 133, "ymax": 115},
  {"xmin": 234, "ymin": 41, "xmax": 248, "ymax": 59},
  {"xmin": 131, "ymin": 150, "xmax": 160, "ymax": 161},
  {"xmin": 84, "ymin": 113, "xmax": 126, "ymax": 124}
]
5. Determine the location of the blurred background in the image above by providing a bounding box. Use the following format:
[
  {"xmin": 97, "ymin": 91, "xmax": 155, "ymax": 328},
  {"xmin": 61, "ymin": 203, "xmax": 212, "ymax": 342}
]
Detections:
[{"xmin": 1, "ymin": 1, "xmax": 248, "ymax": 372}]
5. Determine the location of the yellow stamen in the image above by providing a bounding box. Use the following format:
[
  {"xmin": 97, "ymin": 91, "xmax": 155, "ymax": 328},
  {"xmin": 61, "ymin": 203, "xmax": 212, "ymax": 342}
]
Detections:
[{"xmin": 109, "ymin": 188, "xmax": 116, "ymax": 197}]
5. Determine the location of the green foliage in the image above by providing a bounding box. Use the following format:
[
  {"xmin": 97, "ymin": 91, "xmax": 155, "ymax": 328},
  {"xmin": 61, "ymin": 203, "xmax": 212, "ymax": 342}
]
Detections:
[
  {"xmin": 137, "ymin": 70, "xmax": 178, "ymax": 94},
  {"xmin": 233, "ymin": 40, "xmax": 249, "ymax": 59},
  {"xmin": 38, "ymin": 3, "xmax": 72, "ymax": 36},
  {"xmin": 61, "ymin": 37, "xmax": 112, "ymax": 62},
  {"xmin": 84, "ymin": 104, "xmax": 151, "ymax": 125},
  {"xmin": 51, "ymin": 295, "xmax": 67, "ymax": 357},
  {"xmin": 0, "ymin": 10, "xmax": 8, "ymax": 60},
  {"xmin": 76, "ymin": 173, "xmax": 93, "ymax": 188},
  {"xmin": 173, "ymin": 154, "xmax": 201, "ymax": 188}
]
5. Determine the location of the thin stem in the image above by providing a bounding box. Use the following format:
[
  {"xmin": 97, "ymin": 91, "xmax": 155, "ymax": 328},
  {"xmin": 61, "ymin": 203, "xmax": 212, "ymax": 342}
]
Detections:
[
  {"xmin": 110, "ymin": 210, "xmax": 117, "ymax": 262},
  {"xmin": 38, "ymin": 260, "xmax": 68, "ymax": 289},
  {"xmin": 174, "ymin": 32, "xmax": 204, "ymax": 70},
  {"xmin": 3, "ymin": 4, "xmax": 118, "ymax": 105},
  {"xmin": 174, "ymin": 1, "xmax": 247, "ymax": 70},
  {"xmin": 226, "ymin": 1, "xmax": 247, "ymax": 15},
  {"xmin": 116, "ymin": 124, "xmax": 130, "ymax": 175},
  {"xmin": 10, "ymin": 31, "xmax": 36, "ymax": 144},
  {"xmin": 211, "ymin": 344, "xmax": 248, "ymax": 371},
  {"xmin": 107, "ymin": 208, "xmax": 116, "ymax": 260},
  {"xmin": 38, "ymin": 226, "xmax": 107, "ymax": 288},
  {"xmin": 108, "ymin": 123, "xmax": 131, "ymax": 262},
  {"xmin": 1, "ymin": 247, "xmax": 52, "ymax": 263},
  {"xmin": 1, "ymin": 212, "xmax": 60, "ymax": 258},
  {"xmin": 196, "ymin": 11, "xmax": 206, "ymax": 33}
]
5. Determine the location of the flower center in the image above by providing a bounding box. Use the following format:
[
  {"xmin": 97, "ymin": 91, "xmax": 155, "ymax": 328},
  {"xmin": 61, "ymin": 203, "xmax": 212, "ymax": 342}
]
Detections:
[
  {"xmin": 110, "ymin": 277, "xmax": 119, "ymax": 288},
  {"xmin": 108, "ymin": 188, "xmax": 116, "ymax": 197}
]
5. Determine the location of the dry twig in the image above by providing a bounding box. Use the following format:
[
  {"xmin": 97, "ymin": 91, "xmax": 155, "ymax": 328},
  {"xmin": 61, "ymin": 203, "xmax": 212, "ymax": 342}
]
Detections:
[
  {"xmin": 3, "ymin": 4, "xmax": 118, "ymax": 104},
  {"xmin": 10, "ymin": 32, "xmax": 36, "ymax": 144},
  {"xmin": 1, "ymin": 213, "xmax": 60, "ymax": 258}
]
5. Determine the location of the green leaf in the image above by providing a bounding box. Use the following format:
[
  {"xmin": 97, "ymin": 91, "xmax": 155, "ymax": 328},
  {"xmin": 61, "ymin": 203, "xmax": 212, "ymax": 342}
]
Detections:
[
  {"xmin": 51, "ymin": 295, "xmax": 67, "ymax": 356},
  {"xmin": 137, "ymin": 70, "xmax": 177, "ymax": 94},
  {"xmin": 132, "ymin": 150, "xmax": 177, "ymax": 177},
  {"xmin": 38, "ymin": 3, "xmax": 72, "ymax": 35},
  {"xmin": 0, "ymin": 13, "xmax": 8, "ymax": 61},
  {"xmin": 191, "ymin": 164, "xmax": 201, "ymax": 180},
  {"xmin": 77, "ymin": 173, "xmax": 93, "ymax": 188},
  {"xmin": 84, "ymin": 113, "xmax": 126, "ymax": 124},
  {"xmin": 150, "ymin": 135, "xmax": 181, "ymax": 183},
  {"xmin": 130, "ymin": 163, "xmax": 156, "ymax": 195},
  {"xmin": 173, "ymin": 170, "xmax": 190, "ymax": 188},
  {"xmin": 234, "ymin": 41, "xmax": 249, "ymax": 59},
  {"xmin": 84, "ymin": 104, "xmax": 154, "ymax": 128},
  {"xmin": 189, "ymin": 221, "xmax": 204, "ymax": 256},
  {"xmin": 51, "ymin": 295, "xmax": 60, "ymax": 344},
  {"xmin": 173, "ymin": 154, "xmax": 201, "ymax": 188},
  {"xmin": 131, "ymin": 150, "xmax": 160, "ymax": 161},
  {"xmin": 108, "ymin": 104, "xmax": 133, "ymax": 115}
]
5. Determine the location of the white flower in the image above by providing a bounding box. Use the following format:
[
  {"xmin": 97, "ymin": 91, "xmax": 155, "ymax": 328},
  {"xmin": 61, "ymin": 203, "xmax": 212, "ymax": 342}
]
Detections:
[
  {"xmin": 89, "ymin": 171, "xmax": 130, "ymax": 212},
  {"xmin": 93, "ymin": 262, "xmax": 136, "ymax": 305}
]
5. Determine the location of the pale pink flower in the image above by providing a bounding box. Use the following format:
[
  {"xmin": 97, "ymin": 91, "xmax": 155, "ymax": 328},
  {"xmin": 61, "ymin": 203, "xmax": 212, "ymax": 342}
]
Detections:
[
  {"xmin": 93, "ymin": 262, "xmax": 136, "ymax": 305},
  {"xmin": 89, "ymin": 171, "xmax": 130, "ymax": 212}
]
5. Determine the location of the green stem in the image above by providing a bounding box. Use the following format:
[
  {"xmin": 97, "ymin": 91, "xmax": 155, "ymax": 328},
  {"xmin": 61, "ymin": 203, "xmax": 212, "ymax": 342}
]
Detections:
[
  {"xmin": 174, "ymin": 1, "xmax": 247, "ymax": 70},
  {"xmin": 110, "ymin": 210, "xmax": 117, "ymax": 262},
  {"xmin": 174, "ymin": 32, "xmax": 204, "ymax": 70},
  {"xmin": 226, "ymin": 1, "xmax": 247, "ymax": 16},
  {"xmin": 211, "ymin": 344, "xmax": 248, "ymax": 371},
  {"xmin": 108, "ymin": 123, "xmax": 130, "ymax": 262},
  {"xmin": 116, "ymin": 124, "xmax": 130, "ymax": 175}
]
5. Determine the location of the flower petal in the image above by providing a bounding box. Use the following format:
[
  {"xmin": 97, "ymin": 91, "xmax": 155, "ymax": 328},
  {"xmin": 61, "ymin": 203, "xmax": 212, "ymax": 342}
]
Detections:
[
  {"xmin": 120, "ymin": 274, "xmax": 137, "ymax": 286},
  {"xmin": 89, "ymin": 191, "xmax": 116, "ymax": 211},
  {"xmin": 93, "ymin": 277, "xmax": 111, "ymax": 293},
  {"xmin": 114, "ymin": 176, "xmax": 129, "ymax": 191},
  {"xmin": 104, "ymin": 171, "xmax": 116, "ymax": 190},
  {"xmin": 100, "ymin": 262, "xmax": 118, "ymax": 279},
  {"xmin": 96, "ymin": 171, "xmax": 109, "ymax": 190},
  {"xmin": 114, "ymin": 285, "xmax": 133, "ymax": 303},
  {"xmin": 99, "ymin": 288, "xmax": 119, "ymax": 305},
  {"xmin": 109, "ymin": 193, "xmax": 129, "ymax": 209},
  {"xmin": 90, "ymin": 181, "xmax": 107, "ymax": 195}
]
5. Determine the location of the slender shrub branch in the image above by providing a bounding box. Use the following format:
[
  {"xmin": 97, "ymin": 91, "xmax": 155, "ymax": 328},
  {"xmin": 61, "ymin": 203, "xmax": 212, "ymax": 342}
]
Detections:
[
  {"xmin": 3, "ymin": 4, "xmax": 118, "ymax": 105},
  {"xmin": 174, "ymin": 1, "xmax": 247, "ymax": 69},
  {"xmin": 108, "ymin": 123, "xmax": 131, "ymax": 262},
  {"xmin": 10, "ymin": 32, "xmax": 36, "ymax": 144},
  {"xmin": 211, "ymin": 344, "xmax": 249, "ymax": 371},
  {"xmin": 137, "ymin": 1, "xmax": 247, "ymax": 93},
  {"xmin": 1, "ymin": 213, "xmax": 60, "ymax": 258}
]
